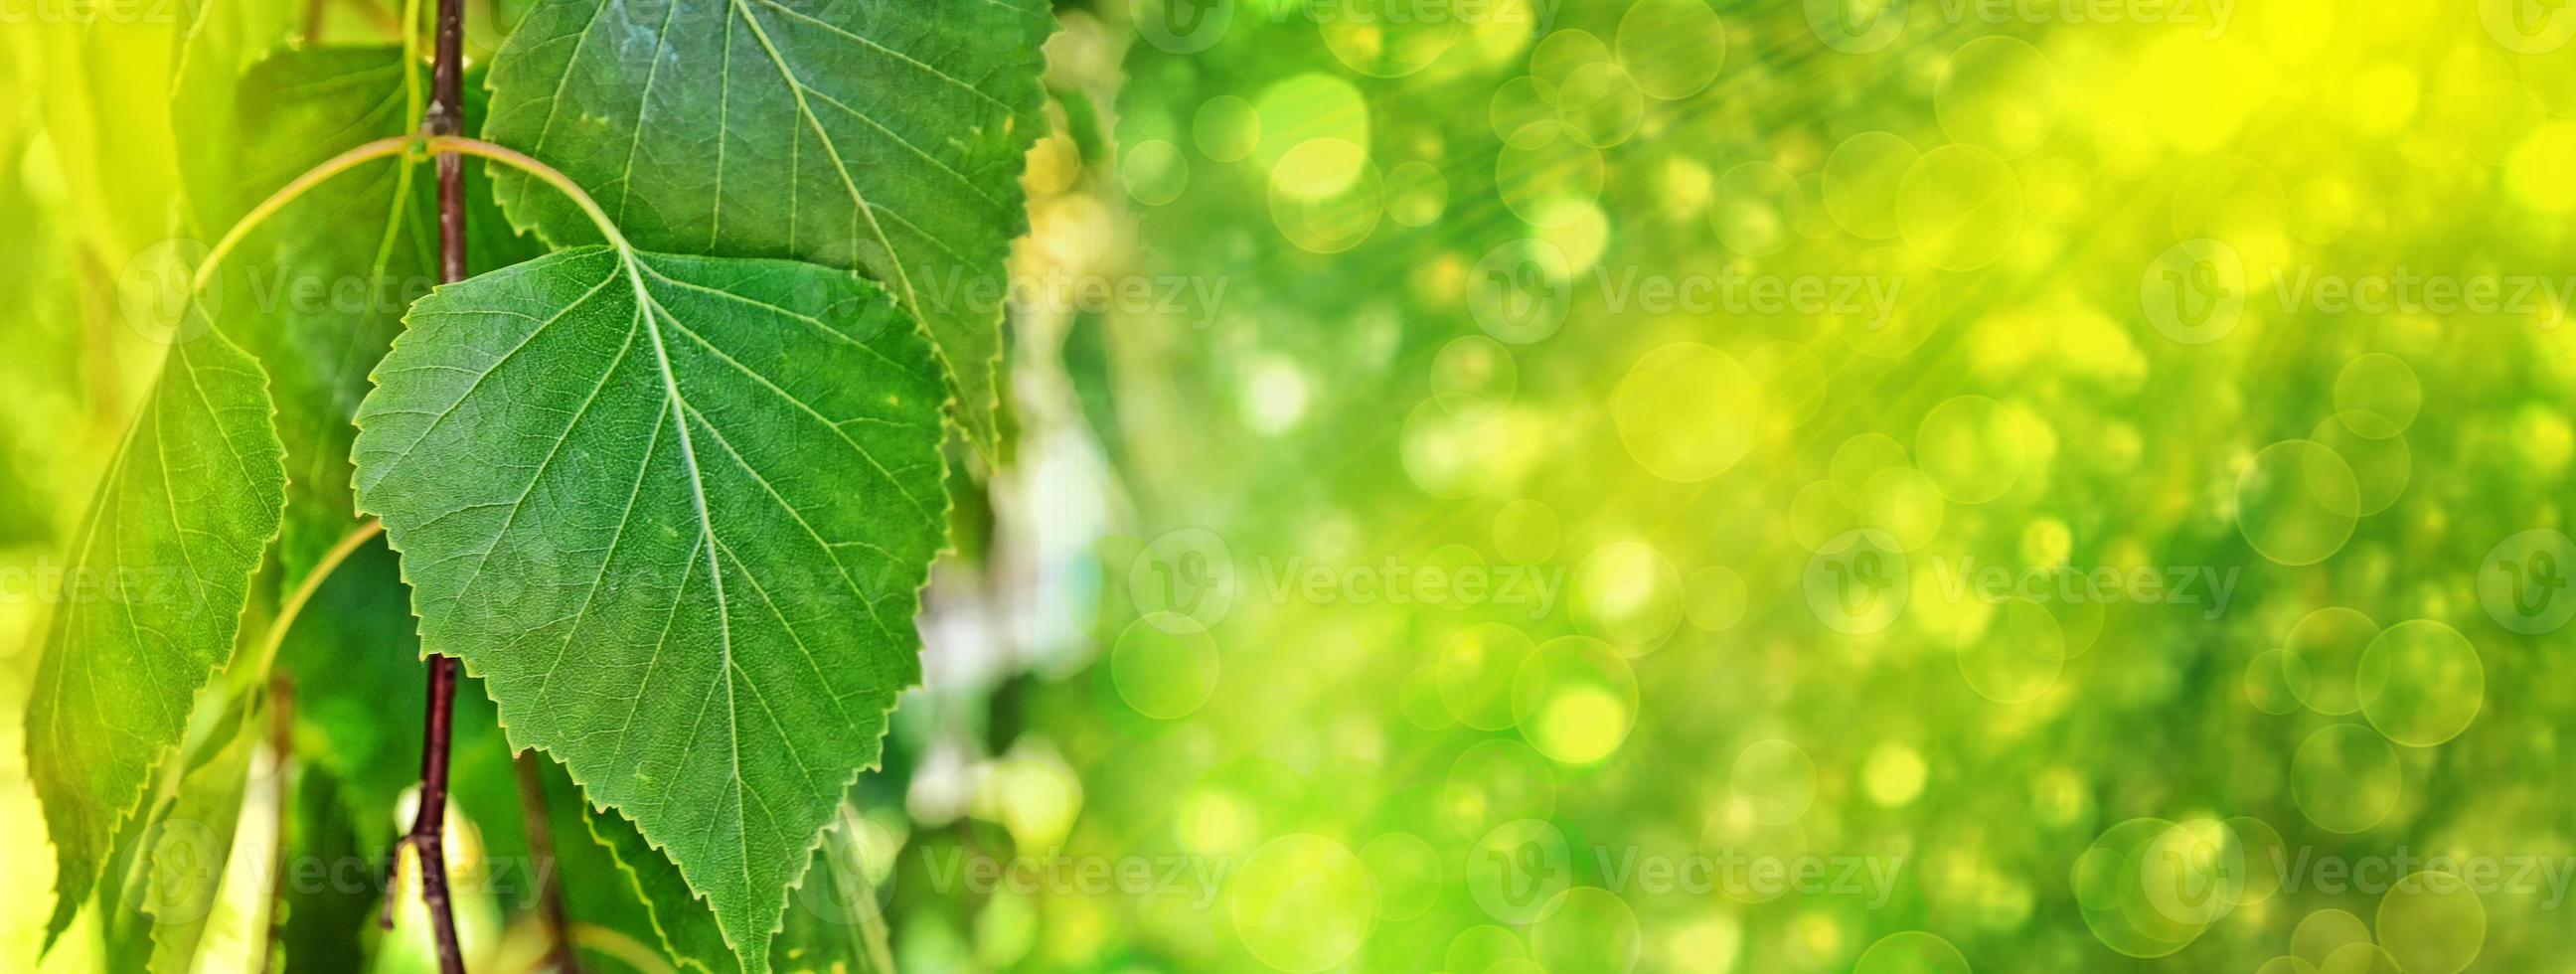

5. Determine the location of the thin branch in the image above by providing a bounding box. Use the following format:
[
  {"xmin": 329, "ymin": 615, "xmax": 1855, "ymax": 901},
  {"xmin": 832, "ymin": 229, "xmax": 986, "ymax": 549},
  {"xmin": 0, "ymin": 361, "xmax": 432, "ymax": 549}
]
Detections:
[
  {"xmin": 512, "ymin": 753, "xmax": 580, "ymax": 974},
  {"xmin": 397, "ymin": 0, "xmax": 471, "ymax": 966},
  {"xmin": 393, "ymin": 656, "xmax": 465, "ymax": 974}
]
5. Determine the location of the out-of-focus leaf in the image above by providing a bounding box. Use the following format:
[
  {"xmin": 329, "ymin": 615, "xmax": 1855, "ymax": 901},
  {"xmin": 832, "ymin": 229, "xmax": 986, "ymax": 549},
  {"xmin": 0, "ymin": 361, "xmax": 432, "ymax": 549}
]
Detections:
[
  {"xmin": 173, "ymin": 0, "xmax": 302, "ymax": 236},
  {"xmin": 139, "ymin": 692, "xmax": 262, "ymax": 973},
  {"xmin": 272, "ymin": 766, "xmax": 371, "ymax": 973},
  {"xmin": 25, "ymin": 322, "xmax": 286, "ymax": 949}
]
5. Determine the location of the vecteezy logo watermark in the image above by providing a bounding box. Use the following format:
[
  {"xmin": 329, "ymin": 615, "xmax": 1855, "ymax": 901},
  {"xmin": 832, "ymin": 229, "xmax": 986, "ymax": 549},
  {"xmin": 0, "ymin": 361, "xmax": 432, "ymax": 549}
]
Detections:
[
  {"xmin": 1132, "ymin": 0, "xmax": 1234, "ymax": 53},
  {"xmin": 137, "ymin": 818, "xmax": 225, "ymax": 924},
  {"xmin": 2481, "ymin": 528, "xmax": 2576, "ymax": 634},
  {"xmin": 1469, "ymin": 240, "xmax": 1574, "ymax": 344},
  {"xmin": 1805, "ymin": 529, "xmax": 1910, "ymax": 635},
  {"xmin": 1131, "ymin": 528, "xmax": 1238, "ymax": 630},
  {"xmin": 2482, "ymin": 0, "xmax": 2576, "ymax": 53},
  {"xmin": 1929, "ymin": 558, "xmax": 2240, "ymax": 619},
  {"xmin": 1468, "ymin": 239, "xmax": 1907, "ymax": 346},
  {"xmin": 1809, "ymin": 0, "xmax": 2232, "ymax": 52},
  {"xmin": 118, "ymin": 239, "xmax": 220, "ymax": 345},
  {"xmin": 1469, "ymin": 820, "xmax": 1573, "ymax": 922},
  {"xmin": 1806, "ymin": 0, "xmax": 1909, "ymax": 53},
  {"xmin": 2141, "ymin": 239, "xmax": 2248, "ymax": 344},
  {"xmin": 1252, "ymin": 555, "xmax": 1563, "ymax": 619},
  {"xmin": 2143, "ymin": 239, "xmax": 2576, "ymax": 344}
]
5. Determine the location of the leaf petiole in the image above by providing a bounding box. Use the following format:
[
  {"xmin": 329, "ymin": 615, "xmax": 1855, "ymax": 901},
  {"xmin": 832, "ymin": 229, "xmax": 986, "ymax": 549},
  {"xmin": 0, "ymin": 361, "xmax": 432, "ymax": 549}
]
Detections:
[
  {"xmin": 247, "ymin": 519, "xmax": 386, "ymax": 680},
  {"xmin": 420, "ymin": 135, "xmax": 633, "ymax": 252},
  {"xmin": 196, "ymin": 135, "xmax": 421, "ymax": 294}
]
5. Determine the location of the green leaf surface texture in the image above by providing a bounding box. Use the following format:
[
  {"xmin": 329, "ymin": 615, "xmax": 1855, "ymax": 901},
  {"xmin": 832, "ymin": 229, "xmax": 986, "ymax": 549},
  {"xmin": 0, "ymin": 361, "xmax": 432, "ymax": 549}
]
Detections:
[
  {"xmin": 482, "ymin": 0, "xmax": 1055, "ymax": 447},
  {"xmin": 352, "ymin": 244, "xmax": 949, "ymax": 969}
]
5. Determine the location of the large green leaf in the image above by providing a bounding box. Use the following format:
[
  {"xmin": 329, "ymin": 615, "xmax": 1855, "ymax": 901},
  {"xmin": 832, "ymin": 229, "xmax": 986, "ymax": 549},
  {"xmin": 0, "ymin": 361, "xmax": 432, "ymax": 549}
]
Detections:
[
  {"xmin": 352, "ymin": 245, "xmax": 949, "ymax": 970},
  {"xmin": 26, "ymin": 327, "xmax": 287, "ymax": 947},
  {"xmin": 480, "ymin": 0, "xmax": 1055, "ymax": 448}
]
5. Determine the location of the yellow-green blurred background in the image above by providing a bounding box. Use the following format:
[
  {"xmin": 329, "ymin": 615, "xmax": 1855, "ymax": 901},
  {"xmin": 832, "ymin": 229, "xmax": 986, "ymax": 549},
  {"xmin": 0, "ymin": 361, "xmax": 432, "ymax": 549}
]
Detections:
[{"xmin": 10, "ymin": 0, "xmax": 2576, "ymax": 970}]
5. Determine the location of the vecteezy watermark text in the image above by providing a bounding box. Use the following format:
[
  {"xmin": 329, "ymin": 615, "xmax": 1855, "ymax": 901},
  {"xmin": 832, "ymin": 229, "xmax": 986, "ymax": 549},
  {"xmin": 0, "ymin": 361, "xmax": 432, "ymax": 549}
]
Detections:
[
  {"xmin": 1133, "ymin": 0, "xmax": 1562, "ymax": 55},
  {"xmin": 1930, "ymin": 557, "xmax": 2239, "ymax": 619},
  {"xmin": 2144, "ymin": 240, "xmax": 2576, "ymax": 344},
  {"xmin": 916, "ymin": 848, "xmax": 1231, "ymax": 908},
  {"xmin": 1253, "ymin": 555, "xmax": 1564, "ymax": 619},
  {"xmin": 1597, "ymin": 847, "xmax": 1906, "ymax": 908},
  {"xmin": 2265, "ymin": 848, "xmax": 2576, "ymax": 908},
  {"xmin": 0, "ymin": 559, "xmax": 187, "ymax": 607},
  {"xmin": 1469, "ymin": 240, "xmax": 1905, "ymax": 344},
  {"xmin": 1808, "ymin": 0, "xmax": 2236, "ymax": 53}
]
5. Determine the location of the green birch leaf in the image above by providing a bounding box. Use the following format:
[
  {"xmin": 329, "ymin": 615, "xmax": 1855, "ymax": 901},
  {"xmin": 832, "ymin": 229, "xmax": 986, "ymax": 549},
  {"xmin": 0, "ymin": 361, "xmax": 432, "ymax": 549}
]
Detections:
[
  {"xmin": 351, "ymin": 245, "xmax": 949, "ymax": 971},
  {"xmin": 480, "ymin": 0, "xmax": 1055, "ymax": 449},
  {"xmin": 26, "ymin": 325, "xmax": 287, "ymax": 948}
]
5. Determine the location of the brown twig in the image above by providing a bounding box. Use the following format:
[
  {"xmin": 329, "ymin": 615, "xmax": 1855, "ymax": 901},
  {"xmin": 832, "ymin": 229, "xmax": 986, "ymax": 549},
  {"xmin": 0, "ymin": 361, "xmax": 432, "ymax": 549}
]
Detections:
[
  {"xmin": 512, "ymin": 752, "xmax": 581, "ymax": 973},
  {"xmin": 394, "ymin": 0, "xmax": 471, "ymax": 966},
  {"xmin": 394, "ymin": 656, "xmax": 465, "ymax": 973}
]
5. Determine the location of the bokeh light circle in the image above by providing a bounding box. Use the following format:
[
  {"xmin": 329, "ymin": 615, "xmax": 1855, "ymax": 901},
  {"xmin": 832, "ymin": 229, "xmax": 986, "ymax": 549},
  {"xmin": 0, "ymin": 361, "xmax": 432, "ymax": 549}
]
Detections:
[
  {"xmin": 2286, "ymin": 606, "xmax": 2382, "ymax": 717},
  {"xmin": 1615, "ymin": 0, "xmax": 1725, "ymax": 100},
  {"xmin": 1439, "ymin": 623, "xmax": 1539, "ymax": 730},
  {"xmin": 2375, "ymin": 871, "xmax": 2485, "ymax": 974},
  {"xmin": 1915, "ymin": 395, "xmax": 2029, "ymax": 504},
  {"xmin": 2333, "ymin": 353, "xmax": 2422, "ymax": 439},
  {"xmin": 1852, "ymin": 931, "xmax": 1973, "ymax": 974},
  {"xmin": 1226, "ymin": 834, "xmax": 1377, "ymax": 972},
  {"xmin": 1613, "ymin": 343, "xmax": 1760, "ymax": 482},
  {"xmin": 1513, "ymin": 636, "xmax": 1640, "ymax": 764},
  {"xmin": 2356, "ymin": 619, "xmax": 2483, "ymax": 747},
  {"xmin": 1570, "ymin": 542, "xmax": 1686, "ymax": 653},
  {"xmin": 1935, "ymin": 36, "xmax": 2061, "ymax": 158},
  {"xmin": 1898, "ymin": 144, "xmax": 2023, "ymax": 271},
  {"xmin": 1111, "ymin": 613, "xmax": 1219, "ymax": 719},
  {"xmin": 2235, "ymin": 440, "xmax": 2359, "ymax": 566},
  {"xmin": 2291, "ymin": 724, "xmax": 2402, "ymax": 834},
  {"xmin": 1531, "ymin": 888, "xmax": 1643, "ymax": 974},
  {"xmin": 1728, "ymin": 738, "xmax": 1817, "ymax": 824}
]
